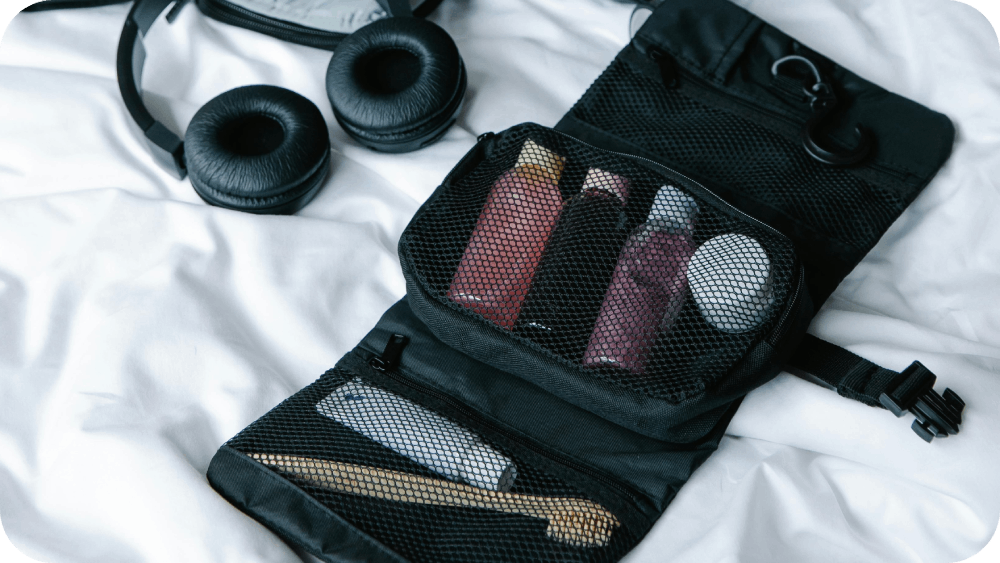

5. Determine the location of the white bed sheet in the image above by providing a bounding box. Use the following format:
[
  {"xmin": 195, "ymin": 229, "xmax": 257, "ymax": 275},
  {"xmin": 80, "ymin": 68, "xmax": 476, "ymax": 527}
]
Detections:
[{"xmin": 0, "ymin": 0, "xmax": 998, "ymax": 562}]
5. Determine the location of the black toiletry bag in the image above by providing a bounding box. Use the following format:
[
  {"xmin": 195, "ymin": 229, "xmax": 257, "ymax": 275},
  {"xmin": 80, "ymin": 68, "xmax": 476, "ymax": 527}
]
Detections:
[
  {"xmin": 194, "ymin": 0, "xmax": 444, "ymax": 50},
  {"xmin": 206, "ymin": 1, "xmax": 963, "ymax": 561},
  {"xmin": 207, "ymin": 123, "xmax": 814, "ymax": 562}
]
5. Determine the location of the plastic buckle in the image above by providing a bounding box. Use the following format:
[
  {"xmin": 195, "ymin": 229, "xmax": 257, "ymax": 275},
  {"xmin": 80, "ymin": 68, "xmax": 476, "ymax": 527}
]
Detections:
[{"xmin": 878, "ymin": 361, "xmax": 965, "ymax": 443}]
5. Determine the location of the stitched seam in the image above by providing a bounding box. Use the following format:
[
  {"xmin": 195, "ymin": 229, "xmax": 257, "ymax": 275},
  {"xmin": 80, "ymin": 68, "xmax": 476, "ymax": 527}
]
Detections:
[
  {"xmin": 222, "ymin": 447, "xmax": 404, "ymax": 562},
  {"xmin": 710, "ymin": 17, "xmax": 757, "ymax": 78}
]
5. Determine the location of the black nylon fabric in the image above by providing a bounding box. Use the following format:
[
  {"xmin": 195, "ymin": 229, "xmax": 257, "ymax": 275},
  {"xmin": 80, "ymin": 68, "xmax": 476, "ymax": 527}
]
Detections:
[
  {"xmin": 556, "ymin": 0, "xmax": 955, "ymax": 307},
  {"xmin": 208, "ymin": 296, "xmax": 744, "ymax": 561},
  {"xmin": 207, "ymin": 446, "xmax": 407, "ymax": 563},
  {"xmin": 358, "ymin": 298, "xmax": 734, "ymax": 508},
  {"xmin": 208, "ymin": 120, "xmax": 814, "ymax": 561}
]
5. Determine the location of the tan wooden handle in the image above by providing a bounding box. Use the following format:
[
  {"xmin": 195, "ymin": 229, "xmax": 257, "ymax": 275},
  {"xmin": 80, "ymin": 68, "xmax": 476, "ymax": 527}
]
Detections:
[{"xmin": 251, "ymin": 453, "xmax": 620, "ymax": 548}]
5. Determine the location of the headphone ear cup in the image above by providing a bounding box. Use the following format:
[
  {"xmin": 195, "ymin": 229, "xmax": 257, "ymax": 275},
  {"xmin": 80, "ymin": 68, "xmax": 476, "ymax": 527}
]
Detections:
[
  {"xmin": 185, "ymin": 85, "xmax": 331, "ymax": 214},
  {"xmin": 327, "ymin": 17, "xmax": 466, "ymax": 153}
]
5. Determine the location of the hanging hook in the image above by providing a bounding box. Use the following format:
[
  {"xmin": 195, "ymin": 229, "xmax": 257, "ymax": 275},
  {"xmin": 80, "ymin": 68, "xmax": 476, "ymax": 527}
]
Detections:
[{"xmin": 772, "ymin": 55, "xmax": 873, "ymax": 167}]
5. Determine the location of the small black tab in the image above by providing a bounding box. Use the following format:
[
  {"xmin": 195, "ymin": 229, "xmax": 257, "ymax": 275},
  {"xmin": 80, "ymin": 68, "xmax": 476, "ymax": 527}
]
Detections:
[
  {"xmin": 648, "ymin": 48, "xmax": 679, "ymax": 89},
  {"xmin": 370, "ymin": 334, "xmax": 409, "ymax": 372},
  {"xmin": 878, "ymin": 362, "xmax": 964, "ymax": 443},
  {"xmin": 878, "ymin": 361, "xmax": 934, "ymax": 416}
]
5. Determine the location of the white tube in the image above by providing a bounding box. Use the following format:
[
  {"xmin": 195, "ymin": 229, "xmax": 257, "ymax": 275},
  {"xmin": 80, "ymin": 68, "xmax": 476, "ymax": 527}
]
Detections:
[{"xmin": 316, "ymin": 379, "xmax": 517, "ymax": 492}]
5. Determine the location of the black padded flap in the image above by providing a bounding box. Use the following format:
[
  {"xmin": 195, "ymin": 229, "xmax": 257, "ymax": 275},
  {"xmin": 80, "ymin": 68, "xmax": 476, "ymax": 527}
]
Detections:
[
  {"xmin": 633, "ymin": 0, "xmax": 954, "ymax": 184},
  {"xmin": 635, "ymin": 0, "xmax": 762, "ymax": 83},
  {"xmin": 562, "ymin": 0, "xmax": 955, "ymax": 306}
]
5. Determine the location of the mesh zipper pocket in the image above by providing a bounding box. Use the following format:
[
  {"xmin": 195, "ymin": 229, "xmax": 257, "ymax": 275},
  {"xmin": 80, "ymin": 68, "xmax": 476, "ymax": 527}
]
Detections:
[
  {"xmin": 401, "ymin": 123, "xmax": 800, "ymax": 404},
  {"xmin": 225, "ymin": 366, "xmax": 640, "ymax": 562}
]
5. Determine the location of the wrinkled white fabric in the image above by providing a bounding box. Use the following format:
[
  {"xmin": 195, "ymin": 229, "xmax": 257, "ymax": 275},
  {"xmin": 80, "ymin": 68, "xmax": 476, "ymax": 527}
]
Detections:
[{"xmin": 0, "ymin": 0, "xmax": 997, "ymax": 562}]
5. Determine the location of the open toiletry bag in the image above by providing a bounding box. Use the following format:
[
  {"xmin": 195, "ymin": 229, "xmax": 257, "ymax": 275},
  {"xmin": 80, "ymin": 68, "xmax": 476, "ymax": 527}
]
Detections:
[
  {"xmin": 206, "ymin": 1, "xmax": 963, "ymax": 561},
  {"xmin": 207, "ymin": 123, "xmax": 814, "ymax": 561}
]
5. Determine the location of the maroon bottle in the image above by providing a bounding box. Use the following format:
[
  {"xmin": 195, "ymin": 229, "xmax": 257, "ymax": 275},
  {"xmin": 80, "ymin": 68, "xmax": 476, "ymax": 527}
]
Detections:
[
  {"xmin": 583, "ymin": 185, "xmax": 699, "ymax": 375},
  {"xmin": 447, "ymin": 139, "xmax": 567, "ymax": 329}
]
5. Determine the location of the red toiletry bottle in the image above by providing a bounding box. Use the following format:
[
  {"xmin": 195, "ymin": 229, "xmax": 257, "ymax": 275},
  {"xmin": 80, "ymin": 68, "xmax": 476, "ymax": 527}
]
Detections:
[
  {"xmin": 583, "ymin": 185, "xmax": 699, "ymax": 375},
  {"xmin": 447, "ymin": 139, "xmax": 567, "ymax": 329}
]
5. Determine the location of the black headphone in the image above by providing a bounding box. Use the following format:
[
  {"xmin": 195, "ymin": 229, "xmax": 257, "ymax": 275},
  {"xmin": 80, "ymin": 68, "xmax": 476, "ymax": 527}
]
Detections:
[{"xmin": 117, "ymin": 0, "xmax": 466, "ymax": 214}]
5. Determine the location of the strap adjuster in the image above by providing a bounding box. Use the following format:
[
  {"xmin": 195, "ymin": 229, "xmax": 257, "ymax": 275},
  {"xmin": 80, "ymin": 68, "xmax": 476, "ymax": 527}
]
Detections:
[{"xmin": 878, "ymin": 361, "xmax": 965, "ymax": 443}]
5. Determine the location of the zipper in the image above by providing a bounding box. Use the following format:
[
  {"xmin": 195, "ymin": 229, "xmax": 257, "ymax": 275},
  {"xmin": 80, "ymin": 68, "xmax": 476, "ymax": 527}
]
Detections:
[
  {"xmin": 546, "ymin": 127, "xmax": 788, "ymax": 241},
  {"xmin": 195, "ymin": 0, "xmax": 347, "ymax": 49},
  {"xmin": 643, "ymin": 47, "xmax": 806, "ymax": 132},
  {"xmin": 365, "ymin": 334, "xmax": 649, "ymax": 514},
  {"xmin": 399, "ymin": 132, "xmax": 495, "ymax": 267},
  {"xmin": 439, "ymin": 131, "xmax": 494, "ymax": 187}
]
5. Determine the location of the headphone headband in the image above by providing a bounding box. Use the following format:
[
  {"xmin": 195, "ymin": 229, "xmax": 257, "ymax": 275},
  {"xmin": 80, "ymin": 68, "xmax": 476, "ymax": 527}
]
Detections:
[
  {"xmin": 116, "ymin": 0, "xmax": 458, "ymax": 182},
  {"xmin": 376, "ymin": 0, "xmax": 412, "ymax": 17},
  {"xmin": 117, "ymin": 0, "xmax": 187, "ymax": 179}
]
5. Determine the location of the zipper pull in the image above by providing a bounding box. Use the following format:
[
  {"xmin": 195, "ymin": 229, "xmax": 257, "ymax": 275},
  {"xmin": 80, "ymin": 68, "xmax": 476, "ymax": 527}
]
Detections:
[
  {"xmin": 370, "ymin": 334, "xmax": 408, "ymax": 372},
  {"xmin": 648, "ymin": 48, "xmax": 679, "ymax": 89}
]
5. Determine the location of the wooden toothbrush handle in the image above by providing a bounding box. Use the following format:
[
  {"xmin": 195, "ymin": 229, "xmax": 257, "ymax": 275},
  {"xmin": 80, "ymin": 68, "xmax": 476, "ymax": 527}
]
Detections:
[{"xmin": 252, "ymin": 453, "xmax": 619, "ymax": 548}]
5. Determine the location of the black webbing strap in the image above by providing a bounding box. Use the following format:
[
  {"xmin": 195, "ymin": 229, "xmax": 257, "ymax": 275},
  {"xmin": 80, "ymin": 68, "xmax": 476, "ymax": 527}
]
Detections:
[
  {"xmin": 791, "ymin": 334, "xmax": 898, "ymax": 406},
  {"xmin": 790, "ymin": 334, "xmax": 965, "ymax": 442}
]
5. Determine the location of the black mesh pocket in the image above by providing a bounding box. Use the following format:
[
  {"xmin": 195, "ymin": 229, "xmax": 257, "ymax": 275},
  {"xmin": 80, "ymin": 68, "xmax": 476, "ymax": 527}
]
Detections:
[
  {"xmin": 224, "ymin": 366, "xmax": 639, "ymax": 562},
  {"xmin": 568, "ymin": 56, "xmax": 906, "ymax": 254},
  {"xmin": 401, "ymin": 123, "xmax": 799, "ymax": 404}
]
